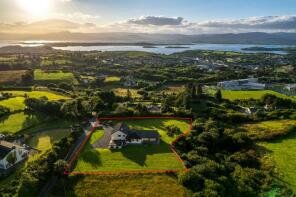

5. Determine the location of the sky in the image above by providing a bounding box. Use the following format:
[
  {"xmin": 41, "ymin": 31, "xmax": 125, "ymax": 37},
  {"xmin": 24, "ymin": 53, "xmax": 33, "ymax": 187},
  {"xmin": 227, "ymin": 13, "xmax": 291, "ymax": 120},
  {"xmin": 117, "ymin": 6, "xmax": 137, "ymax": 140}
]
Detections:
[{"xmin": 0, "ymin": 0, "xmax": 296, "ymax": 34}]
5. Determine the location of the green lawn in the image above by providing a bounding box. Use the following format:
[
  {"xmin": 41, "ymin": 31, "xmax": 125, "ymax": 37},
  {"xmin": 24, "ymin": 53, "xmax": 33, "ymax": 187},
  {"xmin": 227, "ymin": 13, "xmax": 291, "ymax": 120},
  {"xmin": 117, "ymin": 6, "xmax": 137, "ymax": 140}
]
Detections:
[
  {"xmin": 240, "ymin": 119, "xmax": 296, "ymax": 140},
  {"xmin": 222, "ymin": 90, "xmax": 296, "ymax": 101},
  {"xmin": 34, "ymin": 69, "xmax": 78, "ymax": 84},
  {"xmin": 259, "ymin": 132, "xmax": 296, "ymax": 193},
  {"xmin": 73, "ymin": 118, "xmax": 190, "ymax": 172},
  {"xmin": 74, "ymin": 142, "xmax": 184, "ymax": 172},
  {"xmin": 89, "ymin": 129, "xmax": 104, "ymax": 145},
  {"xmin": 54, "ymin": 174, "xmax": 187, "ymax": 197},
  {"xmin": 0, "ymin": 97, "xmax": 25, "ymax": 111},
  {"xmin": 26, "ymin": 129, "xmax": 71, "ymax": 152},
  {"xmin": 1, "ymin": 90, "xmax": 69, "ymax": 100},
  {"xmin": 0, "ymin": 112, "xmax": 48, "ymax": 133}
]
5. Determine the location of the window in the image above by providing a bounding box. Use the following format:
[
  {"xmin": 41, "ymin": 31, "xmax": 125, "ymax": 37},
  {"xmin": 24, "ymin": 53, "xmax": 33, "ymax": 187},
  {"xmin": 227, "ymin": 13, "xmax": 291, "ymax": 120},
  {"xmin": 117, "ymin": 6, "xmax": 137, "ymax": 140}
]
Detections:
[{"xmin": 118, "ymin": 135, "xmax": 121, "ymax": 137}]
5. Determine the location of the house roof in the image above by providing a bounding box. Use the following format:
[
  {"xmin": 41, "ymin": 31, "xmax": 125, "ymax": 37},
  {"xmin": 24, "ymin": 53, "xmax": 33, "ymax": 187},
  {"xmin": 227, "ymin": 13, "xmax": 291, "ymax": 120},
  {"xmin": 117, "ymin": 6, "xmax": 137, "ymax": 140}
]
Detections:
[
  {"xmin": 112, "ymin": 122, "xmax": 130, "ymax": 135},
  {"xmin": 0, "ymin": 141, "xmax": 22, "ymax": 160},
  {"xmin": 135, "ymin": 130, "xmax": 160, "ymax": 138},
  {"xmin": 127, "ymin": 130, "xmax": 160, "ymax": 140},
  {"xmin": 112, "ymin": 122, "xmax": 160, "ymax": 139}
]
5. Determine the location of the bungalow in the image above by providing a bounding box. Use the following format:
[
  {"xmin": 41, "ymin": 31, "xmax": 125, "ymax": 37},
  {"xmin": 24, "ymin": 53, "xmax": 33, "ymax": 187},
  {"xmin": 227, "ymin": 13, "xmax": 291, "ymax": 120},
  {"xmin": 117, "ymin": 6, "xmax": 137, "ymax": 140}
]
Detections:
[
  {"xmin": 286, "ymin": 84, "xmax": 296, "ymax": 92},
  {"xmin": 0, "ymin": 140, "xmax": 28, "ymax": 171},
  {"xmin": 108, "ymin": 123, "xmax": 160, "ymax": 149}
]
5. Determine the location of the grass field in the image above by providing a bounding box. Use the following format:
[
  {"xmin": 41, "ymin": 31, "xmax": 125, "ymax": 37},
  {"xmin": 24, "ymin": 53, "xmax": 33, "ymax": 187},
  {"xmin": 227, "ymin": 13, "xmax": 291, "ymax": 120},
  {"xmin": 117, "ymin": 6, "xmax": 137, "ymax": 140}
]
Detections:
[
  {"xmin": 34, "ymin": 69, "xmax": 78, "ymax": 84},
  {"xmin": 57, "ymin": 174, "xmax": 187, "ymax": 197},
  {"xmin": 222, "ymin": 90, "xmax": 296, "ymax": 101},
  {"xmin": 0, "ymin": 70, "xmax": 27, "ymax": 84},
  {"xmin": 0, "ymin": 97, "xmax": 26, "ymax": 111},
  {"xmin": 159, "ymin": 85, "xmax": 185, "ymax": 94},
  {"xmin": 240, "ymin": 119, "xmax": 296, "ymax": 140},
  {"xmin": 26, "ymin": 129, "xmax": 70, "ymax": 152},
  {"xmin": 259, "ymin": 132, "xmax": 296, "ymax": 193},
  {"xmin": 73, "ymin": 118, "xmax": 190, "ymax": 172},
  {"xmin": 1, "ymin": 90, "xmax": 69, "ymax": 100},
  {"xmin": 0, "ymin": 112, "xmax": 48, "ymax": 133},
  {"xmin": 113, "ymin": 88, "xmax": 140, "ymax": 98},
  {"xmin": 104, "ymin": 76, "xmax": 121, "ymax": 82}
]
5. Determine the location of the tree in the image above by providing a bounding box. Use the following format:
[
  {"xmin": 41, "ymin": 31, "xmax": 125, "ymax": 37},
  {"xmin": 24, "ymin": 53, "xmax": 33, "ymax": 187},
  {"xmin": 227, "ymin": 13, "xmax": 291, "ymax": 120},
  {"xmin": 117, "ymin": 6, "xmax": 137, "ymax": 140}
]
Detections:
[
  {"xmin": 197, "ymin": 84, "xmax": 203, "ymax": 97},
  {"xmin": 215, "ymin": 89, "xmax": 222, "ymax": 102},
  {"xmin": 126, "ymin": 89, "xmax": 132, "ymax": 101},
  {"xmin": 191, "ymin": 84, "xmax": 196, "ymax": 98},
  {"xmin": 183, "ymin": 93, "xmax": 192, "ymax": 109},
  {"xmin": 54, "ymin": 159, "xmax": 67, "ymax": 174}
]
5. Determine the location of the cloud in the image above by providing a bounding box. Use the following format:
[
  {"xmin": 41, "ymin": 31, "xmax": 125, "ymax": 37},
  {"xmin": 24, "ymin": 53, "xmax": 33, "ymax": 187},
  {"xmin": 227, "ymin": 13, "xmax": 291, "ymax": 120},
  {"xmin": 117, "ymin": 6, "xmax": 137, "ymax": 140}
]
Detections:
[
  {"xmin": 51, "ymin": 12, "xmax": 100, "ymax": 22},
  {"xmin": 127, "ymin": 16, "xmax": 185, "ymax": 26},
  {"xmin": 0, "ymin": 19, "xmax": 96, "ymax": 33},
  {"xmin": 198, "ymin": 15, "xmax": 296, "ymax": 32},
  {"xmin": 1, "ymin": 15, "xmax": 296, "ymax": 34}
]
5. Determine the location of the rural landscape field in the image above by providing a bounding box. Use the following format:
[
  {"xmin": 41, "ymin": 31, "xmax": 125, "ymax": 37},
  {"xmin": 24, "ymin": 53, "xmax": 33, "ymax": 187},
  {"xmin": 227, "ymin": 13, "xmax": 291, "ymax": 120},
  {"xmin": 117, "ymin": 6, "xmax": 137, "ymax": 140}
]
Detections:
[
  {"xmin": 71, "ymin": 118, "xmax": 190, "ymax": 173},
  {"xmin": 1, "ymin": 0, "xmax": 296, "ymax": 196}
]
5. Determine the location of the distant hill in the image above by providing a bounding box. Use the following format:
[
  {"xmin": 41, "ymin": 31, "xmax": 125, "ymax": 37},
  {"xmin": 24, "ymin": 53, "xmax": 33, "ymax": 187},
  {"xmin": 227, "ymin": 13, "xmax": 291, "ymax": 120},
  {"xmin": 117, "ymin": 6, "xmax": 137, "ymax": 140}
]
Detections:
[
  {"xmin": 1, "ymin": 32, "xmax": 296, "ymax": 45},
  {"xmin": 0, "ymin": 46, "xmax": 54, "ymax": 54}
]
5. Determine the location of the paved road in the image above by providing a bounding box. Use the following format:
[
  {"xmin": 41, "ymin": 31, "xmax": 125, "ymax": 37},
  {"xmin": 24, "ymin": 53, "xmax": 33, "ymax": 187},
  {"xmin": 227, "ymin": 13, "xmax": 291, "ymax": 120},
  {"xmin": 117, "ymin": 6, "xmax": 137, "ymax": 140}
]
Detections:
[{"xmin": 92, "ymin": 126, "xmax": 112, "ymax": 148}]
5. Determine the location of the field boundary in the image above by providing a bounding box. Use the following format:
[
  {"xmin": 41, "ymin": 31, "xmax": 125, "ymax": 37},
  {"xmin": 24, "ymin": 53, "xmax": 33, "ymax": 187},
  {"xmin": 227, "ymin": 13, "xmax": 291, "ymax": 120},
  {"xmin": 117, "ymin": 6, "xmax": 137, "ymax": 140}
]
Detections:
[{"xmin": 64, "ymin": 116, "xmax": 193, "ymax": 175}]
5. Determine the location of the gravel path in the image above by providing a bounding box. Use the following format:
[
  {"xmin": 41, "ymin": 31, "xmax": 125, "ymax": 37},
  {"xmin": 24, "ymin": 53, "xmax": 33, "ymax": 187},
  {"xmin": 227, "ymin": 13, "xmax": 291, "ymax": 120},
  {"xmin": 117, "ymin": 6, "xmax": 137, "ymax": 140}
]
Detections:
[{"xmin": 92, "ymin": 127, "xmax": 112, "ymax": 148}]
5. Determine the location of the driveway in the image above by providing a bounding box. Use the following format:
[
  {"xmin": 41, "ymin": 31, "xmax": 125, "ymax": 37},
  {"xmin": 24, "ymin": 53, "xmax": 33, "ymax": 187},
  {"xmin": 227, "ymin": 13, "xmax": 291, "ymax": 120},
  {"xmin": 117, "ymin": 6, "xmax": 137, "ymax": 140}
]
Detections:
[{"xmin": 92, "ymin": 126, "xmax": 112, "ymax": 148}]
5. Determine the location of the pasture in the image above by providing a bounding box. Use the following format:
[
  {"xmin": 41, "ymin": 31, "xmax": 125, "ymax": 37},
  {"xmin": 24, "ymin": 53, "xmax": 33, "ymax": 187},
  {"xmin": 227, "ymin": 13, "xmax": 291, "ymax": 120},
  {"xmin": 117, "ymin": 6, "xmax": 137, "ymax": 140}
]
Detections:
[
  {"xmin": 0, "ymin": 97, "xmax": 26, "ymax": 111},
  {"xmin": 104, "ymin": 76, "xmax": 121, "ymax": 82},
  {"xmin": 72, "ymin": 118, "xmax": 190, "ymax": 173},
  {"xmin": 259, "ymin": 132, "xmax": 296, "ymax": 193},
  {"xmin": 0, "ymin": 112, "xmax": 48, "ymax": 133},
  {"xmin": 0, "ymin": 70, "xmax": 27, "ymax": 84},
  {"xmin": 59, "ymin": 174, "xmax": 186, "ymax": 197},
  {"xmin": 34, "ymin": 69, "xmax": 78, "ymax": 84},
  {"xmin": 26, "ymin": 128, "xmax": 71, "ymax": 152},
  {"xmin": 222, "ymin": 90, "xmax": 296, "ymax": 101},
  {"xmin": 113, "ymin": 88, "xmax": 140, "ymax": 98},
  {"xmin": 1, "ymin": 90, "xmax": 69, "ymax": 100},
  {"xmin": 240, "ymin": 119, "xmax": 296, "ymax": 140}
]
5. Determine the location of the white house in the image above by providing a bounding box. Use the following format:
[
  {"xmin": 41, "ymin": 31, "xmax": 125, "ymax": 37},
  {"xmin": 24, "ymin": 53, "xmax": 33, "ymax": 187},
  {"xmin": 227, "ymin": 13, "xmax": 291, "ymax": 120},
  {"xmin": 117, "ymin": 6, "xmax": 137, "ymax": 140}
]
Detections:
[
  {"xmin": 286, "ymin": 84, "xmax": 296, "ymax": 92},
  {"xmin": 108, "ymin": 123, "xmax": 160, "ymax": 149},
  {"xmin": 217, "ymin": 78, "xmax": 265, "ymax": 90},
  {"xmin": 0, "ymin": 141, "xmax": 28, "ymax": 170}
]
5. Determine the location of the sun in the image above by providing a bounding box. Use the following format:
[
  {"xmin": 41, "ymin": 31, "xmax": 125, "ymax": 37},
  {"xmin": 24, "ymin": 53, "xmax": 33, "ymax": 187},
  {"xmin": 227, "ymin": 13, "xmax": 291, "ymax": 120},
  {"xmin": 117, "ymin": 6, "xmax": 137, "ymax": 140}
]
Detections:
[{"xmin": 17, "ymin": 0, "xmax": 52, "ymax": 17}]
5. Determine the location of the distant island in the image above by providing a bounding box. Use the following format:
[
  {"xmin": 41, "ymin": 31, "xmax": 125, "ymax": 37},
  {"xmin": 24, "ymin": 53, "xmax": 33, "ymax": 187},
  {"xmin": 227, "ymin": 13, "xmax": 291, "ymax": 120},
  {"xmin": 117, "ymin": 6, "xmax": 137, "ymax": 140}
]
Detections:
[{"xmin": 165, "ymin": 46, "xmax": 190, "ymax": 49}]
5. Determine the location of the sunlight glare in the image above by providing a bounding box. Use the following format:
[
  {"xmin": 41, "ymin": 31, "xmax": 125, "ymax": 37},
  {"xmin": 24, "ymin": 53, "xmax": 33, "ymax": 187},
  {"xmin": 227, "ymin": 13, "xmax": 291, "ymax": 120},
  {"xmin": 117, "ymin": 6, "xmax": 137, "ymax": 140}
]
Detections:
[{"xmin": 17, "ymin": 0, "xmax": 52, "ymax": 17}]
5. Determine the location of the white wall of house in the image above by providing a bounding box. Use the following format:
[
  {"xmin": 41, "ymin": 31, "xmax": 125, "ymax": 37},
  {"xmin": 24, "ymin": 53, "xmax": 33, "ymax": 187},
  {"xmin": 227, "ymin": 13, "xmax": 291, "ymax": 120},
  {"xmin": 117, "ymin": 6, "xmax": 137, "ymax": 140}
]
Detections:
[
  {"xmin": 0, "ymin": 148, "xmax": 28, "ymax": 170},
  {"xmin": 111, "ymin": 131, "xmax": 127, "ymax": 141},
  {"xmin": 127, "ymin": 139, "xmax": 142, "ymax": 144}
]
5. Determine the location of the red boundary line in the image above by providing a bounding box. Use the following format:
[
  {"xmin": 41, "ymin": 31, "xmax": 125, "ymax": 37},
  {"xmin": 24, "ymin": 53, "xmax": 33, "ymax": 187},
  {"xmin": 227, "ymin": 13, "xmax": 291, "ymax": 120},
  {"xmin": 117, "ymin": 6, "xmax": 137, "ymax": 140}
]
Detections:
[{"xmin": 64, "ymin": 116, "xmax": 192, "ymax": 175}]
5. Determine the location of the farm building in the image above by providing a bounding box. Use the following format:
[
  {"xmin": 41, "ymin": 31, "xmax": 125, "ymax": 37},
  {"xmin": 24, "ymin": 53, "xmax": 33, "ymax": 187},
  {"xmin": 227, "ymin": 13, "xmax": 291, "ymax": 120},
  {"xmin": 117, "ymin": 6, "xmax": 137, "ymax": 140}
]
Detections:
[
  {"xmin": 217, "ymin": 78, "xmax": 265, "ymax": 90},
  {"xmin": 108, "ymin": 123, "xmax": 160, "ymax": 149},
  {"xmin": 0, "ymin": 140, "xmax": 28, "ymax": 171}
]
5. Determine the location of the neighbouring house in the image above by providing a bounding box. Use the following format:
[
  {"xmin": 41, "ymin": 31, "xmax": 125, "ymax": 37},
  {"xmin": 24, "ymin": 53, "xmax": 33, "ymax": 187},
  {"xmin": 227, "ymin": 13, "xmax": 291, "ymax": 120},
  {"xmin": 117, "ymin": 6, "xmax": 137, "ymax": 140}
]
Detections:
[
  {"xmin": 285, "ymin": 84, "xmax": 296, "ymax": 92},
  {"xmin": 245, "ymin": 107, "xmax": 258, "ymax": 115},
  {"xmin": 123, "ymin": 75, "xmax": 137, "ymax": 87},
  {"xmin": 108, "ymin": 123, "xmax": 160, "ymax": 149},
  {"xmin": 0, "ymin": 140, "xmax": 29, "ymax": 171},
  {"xmin": 146, "ymin": 104, "xmax": 161, "ymax": 113},
  {"xmin": 217, "ymin": 78, "xmax": 265, "ymax": 90}
]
